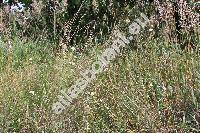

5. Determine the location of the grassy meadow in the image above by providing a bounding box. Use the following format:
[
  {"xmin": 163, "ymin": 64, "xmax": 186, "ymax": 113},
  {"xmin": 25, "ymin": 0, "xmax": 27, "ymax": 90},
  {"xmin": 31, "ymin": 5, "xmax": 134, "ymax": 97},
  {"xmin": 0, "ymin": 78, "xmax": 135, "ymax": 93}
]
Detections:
[
  {"xmin": 0, "ymin": 0, "xmax": 200, "ymax": 132},
  {"xmin": 0, "ymin": 36, "xmax": 199, "ymax": 132}
]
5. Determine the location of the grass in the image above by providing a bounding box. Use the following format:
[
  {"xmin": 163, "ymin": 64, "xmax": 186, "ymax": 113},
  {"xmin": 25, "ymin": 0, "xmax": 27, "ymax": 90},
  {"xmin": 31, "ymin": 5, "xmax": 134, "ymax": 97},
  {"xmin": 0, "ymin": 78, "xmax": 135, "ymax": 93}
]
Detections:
[{"xmin": 0, "ymin": 37, "xmax": 199, "ymax": 132}]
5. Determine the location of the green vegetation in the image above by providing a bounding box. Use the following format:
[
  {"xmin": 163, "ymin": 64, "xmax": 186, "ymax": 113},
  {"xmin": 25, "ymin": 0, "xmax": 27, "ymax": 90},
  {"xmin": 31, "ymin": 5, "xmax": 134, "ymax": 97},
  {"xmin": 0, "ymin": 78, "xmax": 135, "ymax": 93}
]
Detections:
[
  {"xmin": 0, "ymin": 36, "xmax": 199, "ymax": 132},
  {"xmin": 0, "ymin": 0, "xmax": 199, "ymax": 132}
]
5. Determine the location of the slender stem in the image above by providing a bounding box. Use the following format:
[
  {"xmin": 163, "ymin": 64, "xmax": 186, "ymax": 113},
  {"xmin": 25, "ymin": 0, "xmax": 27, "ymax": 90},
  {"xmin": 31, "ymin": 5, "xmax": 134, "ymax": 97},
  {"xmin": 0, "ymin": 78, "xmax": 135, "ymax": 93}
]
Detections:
[{"xmin": 54, "ymin": 1, "xmax": 56, "ymax": 40}]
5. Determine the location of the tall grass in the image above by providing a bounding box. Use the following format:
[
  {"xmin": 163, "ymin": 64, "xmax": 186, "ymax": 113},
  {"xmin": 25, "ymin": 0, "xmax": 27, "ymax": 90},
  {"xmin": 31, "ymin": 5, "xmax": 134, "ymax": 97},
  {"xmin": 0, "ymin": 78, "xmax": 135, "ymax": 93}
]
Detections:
[
  {"xmin": 0, "ymin": 35, "xmax": 199, "ymax": 132},
  {"xmin": 0, "ymin": 0, "xmax": 199, "ymax": 132}
]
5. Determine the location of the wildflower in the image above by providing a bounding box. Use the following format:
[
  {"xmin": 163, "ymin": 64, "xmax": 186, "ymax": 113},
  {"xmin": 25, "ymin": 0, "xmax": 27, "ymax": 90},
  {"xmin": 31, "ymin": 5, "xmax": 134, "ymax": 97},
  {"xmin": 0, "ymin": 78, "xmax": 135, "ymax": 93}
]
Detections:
[
  {"xmin": 68, "ymin": 61, "xmax": 75, "ymax": 65},
  {"xmin": 149, "ymin": 28, "xmax": 153, "ymax": 31},
  {"xmin": 29, "ymin": 91, "xmax": 35, "ymax": 95},
  {"xmin": 10, "ymin": 2, "xmax": 25, "ymax": 13},
  {"xmin": 125, "ymin": 18, "xmax": 130, "ymax": 23},
  {"xmin": 90, "ymin": 92, "xmax": 95, "ymax": 96},
  {"xmin": 71, "ymin": 46, "xmax": 76, "ymax": 51},
  {"xmin": 3, "ymin": 0, "xmax": 9, "ymax": 3}
]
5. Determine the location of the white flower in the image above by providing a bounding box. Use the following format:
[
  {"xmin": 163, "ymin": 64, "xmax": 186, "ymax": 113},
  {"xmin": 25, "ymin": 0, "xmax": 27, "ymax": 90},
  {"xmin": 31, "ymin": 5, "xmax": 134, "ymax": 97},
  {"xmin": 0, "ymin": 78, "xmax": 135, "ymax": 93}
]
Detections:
[
  {"xmin": 17, "ymin": 3, "xmax": 25, "ymax": 12},
  {"xmin": 90, "ymin": 92, "xmax": 96, "ymax": 96},
  {"xmin": 29, "ymin": 91, "xmax": 35, "ymax": 95},
  {"xmin": 29, "ymin": 58, "xmax": 33, "ymax": 61},
  {"xmin": 3, "ymin": 0, "xmax": 9, "ymax": 3},
  {"xmin": 68, "ymin": 61, "xmax": 75, "ymax": 65},
  {"xmin": 10, "ymin": 2, "xmax": 25, "ymax": 13},
  {"xmin": 149, "ymin": 28, "xmax": 153, "ymax": 31},
  {"xmin": 125, "ymin": 18, "xmax": 130, "ymax": 23},
  {"xmin": 71, "ymin": 47, "xmax": 76, "ymax": 51}
]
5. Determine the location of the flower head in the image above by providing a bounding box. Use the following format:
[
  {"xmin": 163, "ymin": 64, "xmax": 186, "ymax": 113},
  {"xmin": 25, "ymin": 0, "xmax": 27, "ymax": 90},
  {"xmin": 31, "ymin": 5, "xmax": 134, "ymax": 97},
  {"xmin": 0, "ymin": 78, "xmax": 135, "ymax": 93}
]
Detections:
[{"xmin": 10, "ymin": 2, "xmax": 25, "ymax": 13}]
